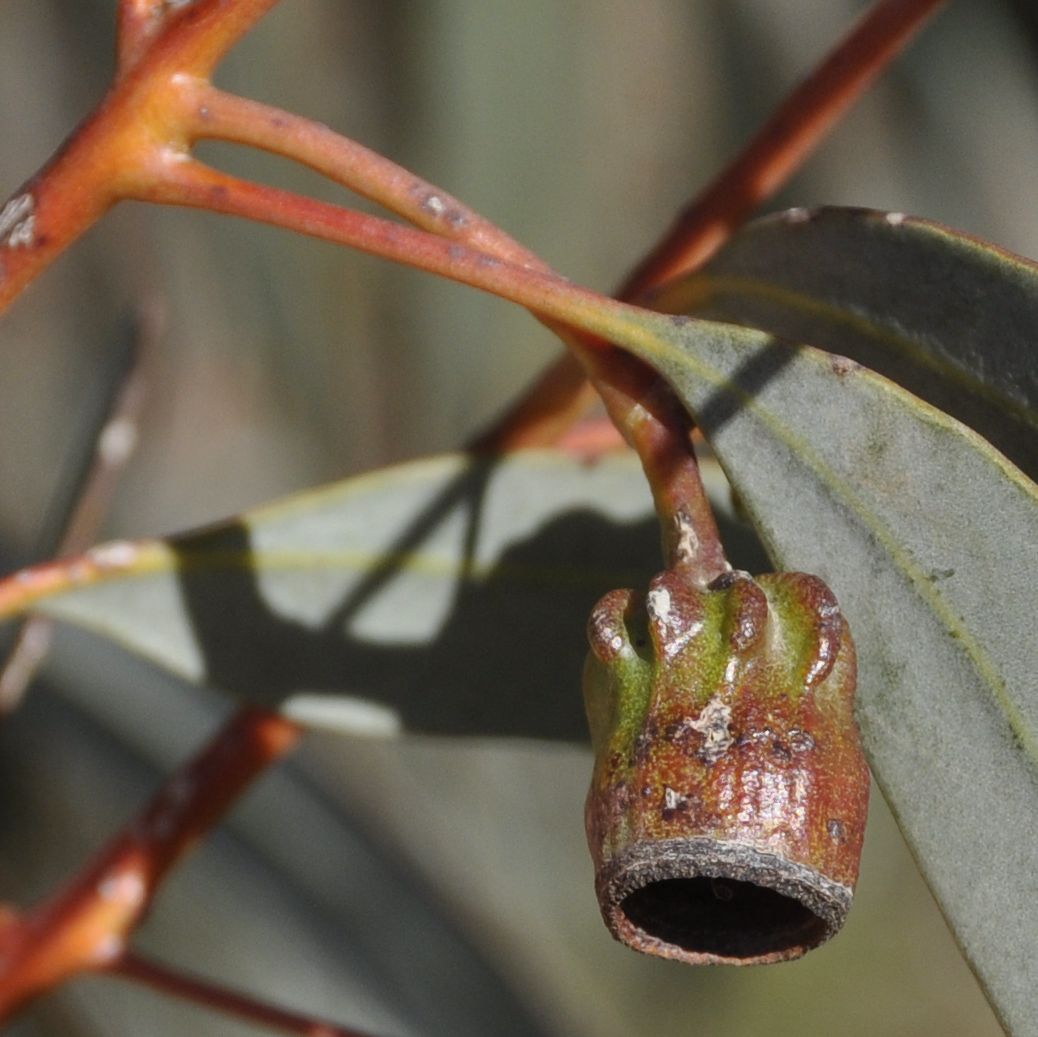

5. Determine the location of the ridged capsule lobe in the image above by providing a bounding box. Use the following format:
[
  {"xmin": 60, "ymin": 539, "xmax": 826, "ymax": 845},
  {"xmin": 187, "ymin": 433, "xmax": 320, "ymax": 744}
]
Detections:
[
  {"xmin": 588, "ymin": 588, "xmax": 636, "ymax": 664},
  {"xmin": 646, "ymin": 571, "xmax": 707, "ymax": 660}
]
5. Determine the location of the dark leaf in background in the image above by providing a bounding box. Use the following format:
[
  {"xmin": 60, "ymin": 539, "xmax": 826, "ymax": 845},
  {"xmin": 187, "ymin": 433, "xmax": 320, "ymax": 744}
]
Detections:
[{"xmin": 652, "ymin": 206, "xmax": 1038, "ymax": 480}]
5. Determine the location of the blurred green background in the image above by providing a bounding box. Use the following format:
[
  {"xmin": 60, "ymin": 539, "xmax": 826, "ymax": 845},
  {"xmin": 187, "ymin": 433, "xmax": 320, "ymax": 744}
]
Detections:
[{"xmin": 2, "ymin": 1, "xmax": 1036, "ymax": 1034}]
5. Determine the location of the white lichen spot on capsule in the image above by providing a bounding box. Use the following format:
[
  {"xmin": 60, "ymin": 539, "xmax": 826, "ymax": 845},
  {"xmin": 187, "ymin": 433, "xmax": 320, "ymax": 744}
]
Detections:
[
  {"xmin": 662, "ymin": 785, "xmax": 690, "ymax": 816},
  {"xmin": 723, "ymin": 653, "xmax": 740, "ymax": 686},
  {"xmin": 688, "ymin": 695, "xmax": 734, "ymax": 764},
  {"xmin": 648, "ymin": 581, "xmax": 704, "ymax": 659},
  {"xmin": 647, "ymin": 586, "xmax": 672, "ymax": 624},
  {"xmin": 0, "ymin": 193, "xmax": 36, "ymax": 250}
]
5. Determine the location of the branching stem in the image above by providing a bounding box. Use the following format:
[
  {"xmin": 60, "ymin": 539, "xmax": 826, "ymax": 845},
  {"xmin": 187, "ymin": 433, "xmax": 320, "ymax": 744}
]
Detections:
[
  {"xmin": 117, "ymin": 0, "xmax": 179, "ymax": 76},
  {"xmin": 180, "ymin": 83, "xmax": 547, "ymax": 269},
  {"xmin": 140, "ymin": 153, "xmax": 724, "ymax": 569}
]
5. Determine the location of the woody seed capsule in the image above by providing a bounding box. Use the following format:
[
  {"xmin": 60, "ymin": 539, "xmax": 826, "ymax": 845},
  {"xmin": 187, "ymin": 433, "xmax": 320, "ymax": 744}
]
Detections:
[{"xmin": 583, "ymin": 567, "xmax": 870, "ymax": 964}]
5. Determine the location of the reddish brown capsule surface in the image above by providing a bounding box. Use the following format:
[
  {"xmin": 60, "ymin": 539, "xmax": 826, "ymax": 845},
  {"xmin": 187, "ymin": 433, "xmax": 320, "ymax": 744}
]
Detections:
[{"xmin": 583, "ymin": 568, "xmax": 869, "ymax": 965}]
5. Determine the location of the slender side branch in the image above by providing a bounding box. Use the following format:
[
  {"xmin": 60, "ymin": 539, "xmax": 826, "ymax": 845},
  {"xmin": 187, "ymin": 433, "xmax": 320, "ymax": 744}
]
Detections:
[
  {"xmin": 622, "ymin": 0, "xmax": 947, "ymax": 296},
  {"xmin": 0, "ymin": 708, "xmax": 301, "ymax": 1021},
  {"xmin": 0, "ymin": 306, "xmax": 155, "ymax": 712},
  {"xmin": 112, "ymin": 952, "xmax": 378, "ymax": 1037},
  {"xmin": 178, "ymin": 83, "xmax": 547, "ymax": 270},
  {"xmin": 162, "ymin": 89, "xmax": 716, "ymax": 534},
  {"xmin": 0, "ymin": 538, "xmax": 168, "ymax": 623},
  {"xmin": 135, "ymin": 158, "xmax": 621, "ymax": 331},
  {"xmin": 172, "ymin": 82, "xmax": 606, "ymax": 454},
  {"xmin": 117, "ymin": 1, "xmax": 182, "ymax": 76},
  {"xmin": 143, "ymin": 157, "xmax": 727, "ymax": 569},
  {"xmin": 136, "ymin": 0, "xmax": 283, "ymax": 80}
]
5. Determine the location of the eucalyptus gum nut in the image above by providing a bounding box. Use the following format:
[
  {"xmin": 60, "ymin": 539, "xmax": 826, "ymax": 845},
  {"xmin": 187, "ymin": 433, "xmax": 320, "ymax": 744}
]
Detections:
[{"xmin": 582, "ymin": 569, "xmax": 870, "ymax": 965}]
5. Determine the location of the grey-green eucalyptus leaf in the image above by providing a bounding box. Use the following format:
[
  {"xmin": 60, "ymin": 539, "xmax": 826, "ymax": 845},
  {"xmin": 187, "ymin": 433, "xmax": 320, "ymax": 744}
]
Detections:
[
  {"xmin": 20, "ymin": 452, "xmax": 668, "ymax": 740},
  {"xmin": 649, "ymin": 206, "xmax": 1038, "ymax": 481},
  {"xmin": 611, "ymin": 308, "xmax": 1038, "ymax": 1037},
  {"xmin": 1, "ymin": 448, "xmax": 762, "ymax": 738}
]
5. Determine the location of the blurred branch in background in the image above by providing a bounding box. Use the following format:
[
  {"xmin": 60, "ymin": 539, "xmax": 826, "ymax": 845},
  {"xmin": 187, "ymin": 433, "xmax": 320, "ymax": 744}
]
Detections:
[
  {"xmin": 0, "ymin": 304, "xmax": 156, "ymax": 712},
  {"xmin": 112, "ymin": 952, "xmax": 376, "ymax": 1037}
]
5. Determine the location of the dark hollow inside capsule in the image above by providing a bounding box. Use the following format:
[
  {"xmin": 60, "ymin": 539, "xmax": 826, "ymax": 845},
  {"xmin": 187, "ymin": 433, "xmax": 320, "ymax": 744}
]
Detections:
[
  {"xmin": 598, "ymin": 839, "xmax": 851, "ymax": 963},
  {"xmin": 619, "ymin": 875, "xmax": 827, "ymax": 960}
]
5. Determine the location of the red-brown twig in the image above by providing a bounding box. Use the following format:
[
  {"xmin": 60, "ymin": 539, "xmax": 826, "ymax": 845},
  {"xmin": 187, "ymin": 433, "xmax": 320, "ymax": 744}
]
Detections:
[
  {"xmin": 111, "ymin": 952, "xmax": 379, "ymax": 1037},
  {"xmin": 144, "ymin": 152, "xmax": 731, "ymax": 573},
  {"xmin": 181, "ymin": 83, "xmax": 548, "ymax": 271},
  {"xmin": 171, "ymin": 81, "xmax": 612, "ymax": 456},
  {"xmin": 622, "ymin": 0, "xmax": 948, "ymax": 297},
  {"xmin": 0, "ymin": 0, "xmax": 280, "ymax": 315},
  {"xmin": 117, "ymin": 0, "xmax": 183, "ymax": 76},
  {"xmin": 0, "ymin": 707, "xmax": 301, "ymax": 1021}
]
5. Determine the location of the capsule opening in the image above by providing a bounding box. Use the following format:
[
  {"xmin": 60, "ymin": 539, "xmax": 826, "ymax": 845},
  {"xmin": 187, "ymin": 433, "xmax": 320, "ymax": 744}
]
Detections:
[{"xmin": 619, "ymin": 875, "xmax": 827, "ymax": 961}]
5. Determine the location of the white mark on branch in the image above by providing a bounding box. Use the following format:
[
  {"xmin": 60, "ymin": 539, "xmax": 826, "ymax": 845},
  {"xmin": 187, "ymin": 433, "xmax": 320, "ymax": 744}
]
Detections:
[
  {"xmin": 0, "ymin": 193, "xmax": 36, "ymax": 249},
  {"xmin": 93, "ymin": 933, "xmax": 126, "ymax": 965},
  {"xmin": 673, "ymin": 509, "xmax": 699, "ymax": 567},
  {"xmin": 783, "ymin": 206, "xmax": 812, "ymax": 224},
  {"xmin": 688, "ymin": 696, "xmax": 734, "ymax": 764},
  {"xmin": 662, "ymin": 785, "xmax": 691, "ymax": 820},
  {"xmin": 421, "ymin": 193, "xmax": 447, "ymax": 217},
  {"xmin": 98, "ymin": 416, "xmax": 140, "ymax": 466},
  {"xmin": 88, "ymin": 540, "xmax": 140, "ymax": 569},
  {"xmin": 415, "ymin": 188, "xmax": 470, "ymax": 229},
  {"xmin": 885, "ymin": 211, "xmax": 906, "ymax": 226},
  {"xmin": 98, "ymin": 871, "xmax": 146, "ymax": 909}
]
